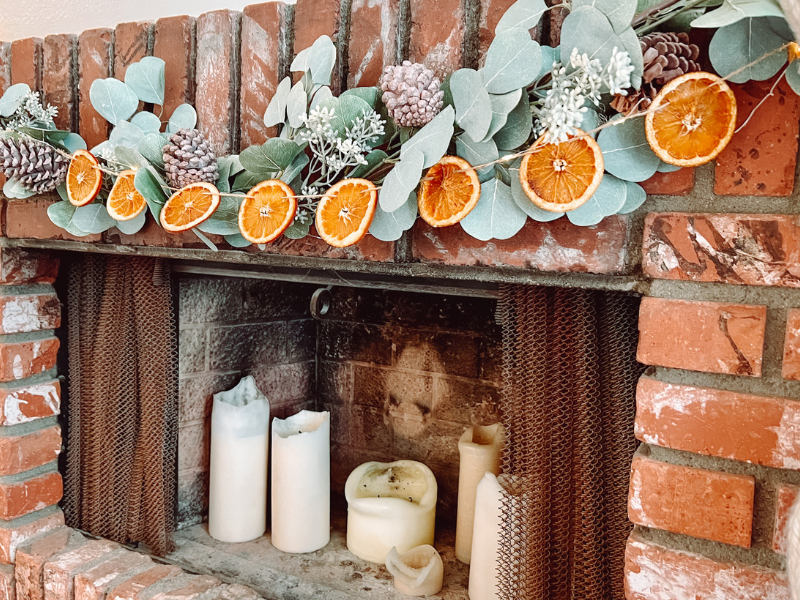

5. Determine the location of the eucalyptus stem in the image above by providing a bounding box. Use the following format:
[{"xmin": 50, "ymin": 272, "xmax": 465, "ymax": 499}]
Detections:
[{"xmin": 634, "ymin": 0, "xmax": 708, "ymax": 34}]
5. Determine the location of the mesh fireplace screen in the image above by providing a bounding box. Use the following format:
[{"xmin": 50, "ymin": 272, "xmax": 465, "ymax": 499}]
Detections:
[
  {"xmin": 497, "ymin": 285, "xmax": 643, "ymax": 600},
  {"xmin": 63, "ymin": 255, "xmax": 178, "ymax": 556}
]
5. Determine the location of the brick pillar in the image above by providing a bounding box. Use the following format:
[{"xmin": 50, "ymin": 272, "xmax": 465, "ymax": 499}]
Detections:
[{"xmin": 0, "ymin": 249, "xmax": 64, "ymax": 566}]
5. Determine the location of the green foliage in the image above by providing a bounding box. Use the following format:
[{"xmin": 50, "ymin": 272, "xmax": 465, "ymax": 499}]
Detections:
[
  {"xmin": 167, "ymin": 104, "xmax": 197, "ymax": 133},
  {"xmin": 481, "ymin": 28, "xmax": 542, "ymax": 94},
  {"xmin": 566, "ymin": 173, "xmax": 626, "ymax": 226},
  {"xmin": 0, "ymin": 84, "xmax": 30, "ymax": 117},
  {"xmin": 495, "ymin": 0, "xmax": 547, "ymax": 34},
  {"xmin": 460, "ymin": 178, "xmax": 527, "ymax": 240},
  {"xmin": 114, "ymin": 211, "xmax": 147, "ymax": 235},
  {"xmin": 380, "ymin": 149, "xmax": 425, "ymax": 211},
  {"xmin": 692, "ymin": 0, "xmax": 784, "ymax": 28},
  {"xmin": 369, "ymin": 191, "xmax": 417, "ymax": 241},
  {"xmin": 493, "ymin": 95, "xmax": 531, "ymax": 151},
  {"xmin": 134, "ymin": 166, "xmax": 169, "ymax": 221},
  {"xmin": 47, "ymin": 201, "xmax": 92, "ymax": 237},
  {"xmin": 574, "ymin": 0, "xmax": 637, "ymax": 33},
  {"xmin": 131, "ymin": 111, "xmax": 161, "ymax": 133},
  {"xmin": 114, "ymin": 146, "xmax": 150, "ymax": 169},
  {"xmin": 597, "ymin": 116, "xmax": 660, "ymax": 182},
  {"xmin": 509, "ymin": 160, "xmax": 563, "ymax": 221},
  {"xmin": 341, "ymin": 87, "xmax": 380, "ymax": 109},
  {"xmin": 72, "ymin": 203, "xmax": 117, "ymax": 234},
  {"xmin": 618, "ymin": 181, "xmax": 647, "ymax": 214},
  {"xmin": 455, "ymin": 134, "xmax": 498, "ymax": 181},
  {"xmin": 787, "ymin": 61, "xmax": 800, "ymax": 95},
  {"xmin": 264, "ymin": 77, "xmax": 292, "ymax": 128},
  {"xmin": 138, "ymin": 133, "xmax": 169, "ymax": 168},
  {"xmin": 400, "ymin": 105, "xmax": 455, "ymax": 168},
  {"xmin": 3, "ymin": 177, "xmax": 35, "ymax": 199},
  {"xmin": 89, "ymin": 78, "xmax": 138, "ymax": 125},
  {"xmin": 308, "ymin": 36, "xmax": 337, "ymax": 86},
  {"xmin": 450, "ymin": 69, "xmax": 493, "ymax": 141},
  {"xmin": 239, "ymin": 138, "xmax": 304, "ymax": 176},
  {"xmin": 124, "ymin": 57, "xmax": 165, "ymax": 104},
  {"xmin": 224, "ymin": 233, "xmax": 253, "ymax": 247},
  {"xmin": 482, "ymin": 89, "xmax": 523, "ymax": 142},
  {"xmin": 709, "ymin": 17, "xmax": 791, "ymax": 83},
  {"xmin": 197, "ymin": 196, "xmax": 242, "ymax": 235}
]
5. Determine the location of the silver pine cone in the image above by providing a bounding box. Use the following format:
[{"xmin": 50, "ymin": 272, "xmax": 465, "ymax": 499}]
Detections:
[
  {"xmin": 380, "ymin": 61, "xmax": 445, "ymax": 128},
  {"xmin": 162, "ymin": 128, "xmax": 218, "ymax": 188},
  {"xmin": 0, "ymin": 137, "xmax": 67, "ymax": 193}
]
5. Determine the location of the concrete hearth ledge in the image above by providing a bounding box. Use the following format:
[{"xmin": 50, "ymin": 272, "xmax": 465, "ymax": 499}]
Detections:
[{"xmin": 167, "ymin": 514, "xmax": 469, "ymax": 600}]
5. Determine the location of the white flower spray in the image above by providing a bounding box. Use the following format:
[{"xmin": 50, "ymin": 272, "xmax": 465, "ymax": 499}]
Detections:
[
  {"xmin": 2, "ymin": 91, "xmax": 58, "ymax": 130},
  {"xmin": 534, "ymin": 47, "xmax": 634, "ymax": 144}
]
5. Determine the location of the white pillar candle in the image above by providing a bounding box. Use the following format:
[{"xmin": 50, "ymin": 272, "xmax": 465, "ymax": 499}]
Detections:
[
  {"xmin": 208, "ymin": 376, "xmax": 270, "ymax": 543},
  {"xmin": 456, "ymin": 423, "xmax": 505, "ymax": 564},
  {"xmin": 469, "ymin": 472, "xmax": 506, "ymax": 600},
  {"xmin": 271, "ymin": 410, "xmax": 330, "ymax": 553},
  {"xmin": 345, "ymin": 460, "xmax": 437, "ymax": 564},
  {"xmin": 385, "ymin": 545, "xmax": 444, "ymax": 597}
]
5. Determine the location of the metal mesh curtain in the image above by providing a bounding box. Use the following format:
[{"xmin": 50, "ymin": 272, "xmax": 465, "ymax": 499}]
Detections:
[
  {"xmin": 497, "ymin": 284, "xmax": 643, "ymax": 600},
  {"xmin": 63, "ymin": 255, "xmax": 178, "ymax": 556}
]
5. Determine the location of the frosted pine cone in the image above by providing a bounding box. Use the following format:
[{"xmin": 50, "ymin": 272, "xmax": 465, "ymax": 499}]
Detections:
[
  {"xmin": 611, "ymin": 32, "xmax": 701, "ymax": 115},
  {"xmin": 380, "ymin": 61, "xmax": 445, "ymax": 128},
  {"xmin": 162, "ymin": 128, "xmax": 218, "ymax": 188},
  {"xmin": 0, "ymin": 137, "xmax": 67, "ymax": 193}
]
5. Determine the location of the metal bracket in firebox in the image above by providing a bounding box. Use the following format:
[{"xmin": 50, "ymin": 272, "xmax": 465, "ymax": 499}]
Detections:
[{"xmin": 310, "ymin": 286, "xmax": 334, "ymax": 319}]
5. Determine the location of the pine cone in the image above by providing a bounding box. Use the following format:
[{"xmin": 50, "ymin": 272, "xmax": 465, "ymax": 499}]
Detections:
[
  {"xmin": 380, "ymin": 61, "xmax": 445, "ymax": 128},
  {"xmin": 162, "ymin": 128, "xmax": 218, "ymax": 189},
  {"xmin": 0, "ymin": 137, "xmax": 67, "ymax": 193},
  {"xmin": 611, "ymin": 32, "xmax": 701, "ymax": 116}
]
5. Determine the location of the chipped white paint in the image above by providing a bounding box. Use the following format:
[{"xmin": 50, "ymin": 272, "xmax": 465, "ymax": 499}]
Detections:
[
  {"xmin": 32, "ymin": 342, "xmax": 41, "ymax": 359},
  {"xmin": 626, "ymin": 538, "xmax": 790, "ymax": 600},
  {"xmin": 1, "ymin": 296, "xmax": 54, "ymax": 335},
  {"xmin": 12, "ymin": 355, "xmax": 23, "ymax": 380},
  {"xmin": 2, "ymin": 382, "xmax": 60, "ymax": 425},
  {"xmin": 775, "ymin": 402, "xmax": 800, "ymax": 470}
]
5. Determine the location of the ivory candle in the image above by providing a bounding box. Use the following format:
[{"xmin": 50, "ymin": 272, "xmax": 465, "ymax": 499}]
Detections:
[
  {"xmin": 345, "ymin": 460, "xmax": 437, "ymax": 564},
  {"xmin": 385, "ymin": 545, "xmax": 444, "ymax": 597},
  {"xmin": 208, "ymin": 376, "xmax": 270, "ymax": 543},
  {"xmin": 469, "ymin": 472, "xmax": 509, "ymax": 600},
  {"xmin": 271, "ymin": 410, "xmax": 330, "ymax": 553},
  {"xmin": 455, "ymin": 423, "xmax": 505, "ymax": 564}
]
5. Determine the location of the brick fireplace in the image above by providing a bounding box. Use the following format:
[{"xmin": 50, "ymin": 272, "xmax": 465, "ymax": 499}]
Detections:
[{"xmin": 0, "ymin": 0, "xmax": 798, "ymax": 599}]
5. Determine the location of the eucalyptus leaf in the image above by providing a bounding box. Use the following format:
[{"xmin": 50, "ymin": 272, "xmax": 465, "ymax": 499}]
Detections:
[
  {"xmin": 580, "ymin": 106, "xmax": 602, "ymax": 137},
  {"xmin": 692, "ymin": 0, "xmax": 784, "ymax": 27},
  {"xmin": 290, "ymin": 47, "xmax": 311, "ymax": 73},
  {"xmin": 192, "ymin": 229, "xmax": 218, "ymax": 251},
  {"xmin": 280, "ymin": 152, "xmax": 310, "ymax": 184},
  {"xmin": 130, "ymin": 111, "xmax": 162, "ymax": 133},
  {"xmin": 451, "ymin": 69, "xmax": 493, "ymax": 141},
  {"xmin": 456, "ymin": 133, "xmax": 498, "ymax": 181},
  {"xmin": 114, "ymin": 211, "xmax": 147, "ymax": 235},
  {"xmin": 482, "ymin": 89, "xmax": 522, "ymax": 142},
  {"xmin": 224, "ymin": 233, "xmax": 253, "ymax": 247},
  {"xmin": 0, "ymin": 83, "xmax": 30, "ymax": 117},
  {"xmin": 350, "ymin": 149, "xmax": 389, "ymax": 179},
  {"xmin": 114, "ymin": 146, "xmax": 149, "ymax": 169},
  {"xmin": 287, "ymin": 81, "xmax": 307, "ymax": 129},
  {"xmin": 56, "ymin": 183, "xmax": 69, "ymax": 202},
  {"xmin": 3, "ymin": 178, "xmax": 36, "ymax": 199},
  {"xmin": 311, "ymin": 86, "xmax": 333, "ymax": 111},
  {"xmin": 537, "ymin": 45, "xmax": 558, "ymax": 80},
  {"xmin": 619, "ymin": 26, "xmax": 644, "ymax": 88},
  {"xmin": 496, "ymin": 0, "xmax": 548, "ymax": 34},
  {"xmin": 786, "ymin": 61, "xmax": 800, "ymax": 95},
  {"xmin": 341, "ymin": 87, "xmax": 380, "ymax": 109},
  {"xmin": 560, "ymin": 6, "xmax": 621, "ymax": 66},
  {"xmin": 460, "ymin": 178, "xmax": 527, "ymax": 240},
  {"xmin": 400, "ymin": 105, "xmax": 455, "ymax": 168},
  {"xmin": 309, "ymin": 36, "xmax": 337, "ymax": 85},
  {"xmin": 109, "ymin": 120, "xmax": 145, "ymax": 149},
  {"xmin": 597, "ymin": 115, "xmax": 660, "ymax": 182},
  {"xmin": 381, "ymin": 150, "xmax": 425, "ymax": 212},
  {"xmin": 509, "ymin": 163, "xmax": 563, "ymax": 221},
  {"xmin": 134, "ymin": 166, "xmax": 169, "ymax": 221},
  {"xmin": 138, "ymin": 133, "xmax": 169, "ymax": 168},
  {"xmin": 124, "ymin": 56, "xmax": 166, "ymax": 104},
  {"xmin": 264, "ymin": 76, "xmax": 292, "ymax": 127},
  {"xmin": 167, "ymin": 103, "xmax": 197, "ymax": 133},
  {"xmin": 197, "ymin": 196, "xmax": 242, "ymax": 235},
  {"xmin": 284, "ymin": 213, "xmax": 313, "ymax": 238},
  {"xmin": 566, "ymin": 174, "xmax": 626, "ymax": 226},
  {"xmin": 493, "ymin": 94, "xmax": 531, "ymax": 151},
  {"xmin": 657, "ymin": 160, "xmax": 682, "ymax": 173},
  {"xmin": 482, "ymin": 29, "xmax": 542, "ymax": 94},
  {"xmin": 618, "ymin": 181, "xmax": 647, "ymax": 214},
  {"xmin": 72, "ymin": 203, "xmax": 117, "ymax": 234},
  {"xmin": 89, "ymin": 78, "xmax": 139, "ymax": 125},
  {"xmin": 47, "ymin": 200, "xmax": 92, "ymax": 237},
  {"xmin": 232, "ymin": 169, "xmax": 265, "ymax": 192},
  {"xmin": 573, "ymin": 0, "xmax": 636, "ymax": 33},
  {"xmin": 240, "ymin": 139, "xmax": 303, "ymax": 175},
  {"xmin": 369, "ymin": 191, "xmax": 418, "ymax": 241},
  {"xmin": 708, "ymin": 17, "xmax": 788, "ymax": 83}
]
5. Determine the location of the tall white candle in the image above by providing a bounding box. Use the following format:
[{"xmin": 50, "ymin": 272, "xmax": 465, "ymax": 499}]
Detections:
[
  {"xmin": 345, "ymin": 460, "xmax": 437, "ymax": 564},
  {"xmin": 385, "ymin": 545, "xmax": 444, "ymax": 597},
  {"xmin": 469, "ymin": 472, "xmax": 506, "ymax": 600},
  {"xmin": 208, "ymin": 376, "xmax": 270, "ymax": 543},
  {"xmin": 456, "ymin": 423, "xmax": 505, "ymax": 564},
  {"xmin": 271, "ymin": 410, "xmax": 330, "ymax": 553}
]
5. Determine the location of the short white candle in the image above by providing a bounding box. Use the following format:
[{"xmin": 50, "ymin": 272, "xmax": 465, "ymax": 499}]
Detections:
[
  {"xmin": 208, "ymin": 376, "xmax": 270, "ymax": 543},
  {"xmin": 456, "ymin": 423, "xmax": 505, "ymax": 564},
  {"xmin": 345, "ymin": 460, "xmax": 437, "ymax": 564},
  {"xmin": 385, "ymin": 545, "xmax": 444, "ymax": 597},
  {"xmin": 469, "ymin": 472, "xmax": 506, "ymax": 600},
  {"xmin": 271, "ymin": 410, "xmax": 330, "ymax": 553}
]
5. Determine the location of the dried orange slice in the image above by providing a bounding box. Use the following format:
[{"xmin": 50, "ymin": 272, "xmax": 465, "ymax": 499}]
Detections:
[
  {"xmin": 645, "ymin": 71, "xmax": 737, "ymax": 168},
  {"xmin": 315, "ymin": 178, "xmax": 377, "ymax": 247},
  {"xmin": 239, "ymin": 180, "xmax": 297, "ymax": 244},
  {"xmin": 519, "ymin": 130, "xmax": 604, "ymax": 212},
  {"xmin": 159, "ymin": 182, "xmax": 220, "ymax": 232},
  {"xmin": 106, "ymin": 170, "xmax": 146, "ymax": 221},
  {"xmin": 417, "ymin": 156, "xmax": 480, "ymax": 227},
  {"xmin": 67, "ymin": 149, "xmax": 103, "ymax": 206}
]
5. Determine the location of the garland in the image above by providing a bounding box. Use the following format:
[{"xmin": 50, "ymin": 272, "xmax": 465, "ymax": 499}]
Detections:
[{"xmin": 2, "ymin": 0, "xmax": 799, "ymax": 250}]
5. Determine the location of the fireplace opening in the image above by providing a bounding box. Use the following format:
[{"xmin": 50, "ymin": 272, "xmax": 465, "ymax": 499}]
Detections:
[{"xmin": 57, "ymin": 253, "xmax": 643, "ymax": 599}]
